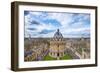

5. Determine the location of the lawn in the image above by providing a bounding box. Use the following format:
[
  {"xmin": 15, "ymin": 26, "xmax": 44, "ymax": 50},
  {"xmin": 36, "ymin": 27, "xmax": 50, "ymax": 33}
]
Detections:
[
  {"xmin": 43, "ymin": 54, "xmax": 72, "ymax": 60},
  {"xmin": 43, "ymin": 55, "xmax": 57, "ymax": 60},
  {"xmin": 60, "ymin": 54, "xmax": 72, "ymax": 60}
]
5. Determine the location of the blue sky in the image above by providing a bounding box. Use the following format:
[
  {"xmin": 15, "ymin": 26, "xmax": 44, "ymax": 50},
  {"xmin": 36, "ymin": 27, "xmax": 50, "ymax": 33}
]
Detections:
[{"xmin": 24, "ymin": 11, "xmax": 90, "ymax": 38}]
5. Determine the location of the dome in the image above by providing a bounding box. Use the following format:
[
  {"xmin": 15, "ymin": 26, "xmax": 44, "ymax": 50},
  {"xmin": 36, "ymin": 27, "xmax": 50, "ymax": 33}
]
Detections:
[{"xmin": 53, "ymin": 29, "xmax": 63, "ymax": 39}]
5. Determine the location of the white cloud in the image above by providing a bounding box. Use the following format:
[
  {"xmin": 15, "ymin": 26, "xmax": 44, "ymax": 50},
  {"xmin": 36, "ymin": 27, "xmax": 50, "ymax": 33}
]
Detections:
[
  {"xmin": 44, "ymin": 12, "xmax": 74, "ymax": 28},
  {"xmin": 24, "ymin": 11, "xmax": 90, "ymax": 38}
]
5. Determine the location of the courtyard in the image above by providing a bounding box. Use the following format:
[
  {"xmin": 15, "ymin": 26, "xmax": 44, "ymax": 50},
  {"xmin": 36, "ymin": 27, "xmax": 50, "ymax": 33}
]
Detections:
[{"xmin": 43, "ymin": 54, "xmax": 73, "ymax": 60}]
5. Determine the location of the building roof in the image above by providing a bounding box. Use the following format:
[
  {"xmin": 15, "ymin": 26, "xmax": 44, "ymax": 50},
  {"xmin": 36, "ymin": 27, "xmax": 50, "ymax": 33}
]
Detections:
[{"xmin": 53, "ymin": 29, "xmax": 63, "ymax": 39}]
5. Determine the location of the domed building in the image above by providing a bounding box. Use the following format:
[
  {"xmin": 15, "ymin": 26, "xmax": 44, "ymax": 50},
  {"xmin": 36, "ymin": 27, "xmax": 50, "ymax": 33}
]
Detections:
[{"xmin": 49, "ymin": 29, "xmax": 66, "ymax": 60}]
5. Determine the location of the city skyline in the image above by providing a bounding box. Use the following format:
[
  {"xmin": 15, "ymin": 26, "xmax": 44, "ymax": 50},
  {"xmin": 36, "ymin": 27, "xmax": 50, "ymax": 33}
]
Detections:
[{"xmin": 24, "ymin": 11, "xmax": 90, "ymax": 38}]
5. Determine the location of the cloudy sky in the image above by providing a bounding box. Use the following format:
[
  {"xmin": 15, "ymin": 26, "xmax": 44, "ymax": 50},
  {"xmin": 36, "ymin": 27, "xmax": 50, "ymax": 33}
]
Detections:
[{"xmin": 24, "ymin": 11, "xmax": 90, "ymax": 38}]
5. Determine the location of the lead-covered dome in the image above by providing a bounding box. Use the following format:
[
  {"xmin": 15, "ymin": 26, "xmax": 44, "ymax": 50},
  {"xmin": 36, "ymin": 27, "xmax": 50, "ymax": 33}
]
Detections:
[{"xmin": 53, "ymin": 29, "xmax": 63, "ymax": 39}]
